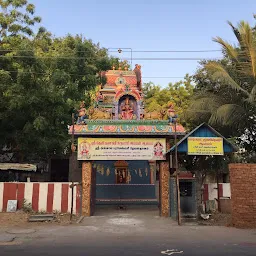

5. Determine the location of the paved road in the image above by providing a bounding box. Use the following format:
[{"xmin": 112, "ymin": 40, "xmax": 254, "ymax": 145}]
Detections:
[{"xmin": 1, "ymin": 206, "xmax": 256, "ymax": 256}]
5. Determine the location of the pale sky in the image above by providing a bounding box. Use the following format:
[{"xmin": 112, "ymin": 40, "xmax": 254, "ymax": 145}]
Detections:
[{"xmin": 30, "ymin": 0, "xmax": 256, "ymax": 86}]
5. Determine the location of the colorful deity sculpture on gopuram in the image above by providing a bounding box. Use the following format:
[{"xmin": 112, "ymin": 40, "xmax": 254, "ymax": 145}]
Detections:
[
  {"xmin": 76, "ymin": 63, "xmax": 176, "ymax": 122},
  {"xmin": 72, "ymin": 63, "xmax": 186, "ymax": 134},
  {"xmin": 80, "ymin": 64, "xmax": 144, "ymax": 121}
]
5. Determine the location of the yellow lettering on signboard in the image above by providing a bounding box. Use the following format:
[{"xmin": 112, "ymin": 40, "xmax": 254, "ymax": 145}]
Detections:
[
  {"xmin": 187, "ymin": 137, "xmax": 224, "ymax": 155},
  {"xmin": 77, "ymin": 138, "xmax": 166, "ymax": 161}
]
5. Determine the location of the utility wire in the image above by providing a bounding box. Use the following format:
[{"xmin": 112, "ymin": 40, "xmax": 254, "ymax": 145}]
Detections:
[
  {"xmin": 0, "ymin": 49, "xmax": 222, "ymax": 53},
  {"xmin": 120, "ymin": 58, "xmax": 220, "ymax": 61},
  {"xmin": 109, "ymin": 50, "xmax": 222, "ymax": 53},
  {"xmin": 1, "ymin": 70, "xmax": 186, "ymax": 79},
  {"xmin": 144, "ymin": 77, "xmax": 184, "ymax": 78},
  {"xmin": 0, "ymin": 55, "xmax": 220, "ymax": 60},
  {"xmin": 0, "ymin": 70, "xmax": 96, "ymax": 77}
]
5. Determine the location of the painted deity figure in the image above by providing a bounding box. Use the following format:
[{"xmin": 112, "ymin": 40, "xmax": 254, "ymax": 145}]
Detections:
[
  {"xmin": 153, "ymin": 142, "xmax": 164, "ymax": 159},
  {"xmin": 77, "ymin": 101, "xmax": 87, "ymax": 124},
  {"xmin": 167, "ymin": 103, "xmax": 177, "ymax": 123},
  {"xmin": 79, "ymin": 142, "xmax": 91, "ymax": 159},
  {"xmin": 121, "ymin": 97, "xmax": 134, "ymax": 120},
  {"xmin": 133, "ymin": 64, "xmax": 142, "ymax": 91},
  {"xmin": 96, "ymin": 92, "xmax": 103, "ymax": 102}
]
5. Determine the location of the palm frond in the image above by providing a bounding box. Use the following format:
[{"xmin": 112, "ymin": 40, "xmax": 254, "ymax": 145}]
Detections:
[
  {"xmin": 227, "ymin": 21, "xmax": 241, "ymax": 42},
  {"xmin": 213, "ymin": 36, "xmax": 238, "ymax": 61},
  {"xmin": 209, "ymin": 104, "xmax": 248, "ymax": 127},
  {"xmin": 205, "ymin": 62, "xmax": 250, "ymax": 96},
  {"xmin": 247, "ymin": 85, "xmax": 256, "ymax": 104},
  {"xmin": 189, "ymin": 95, "xmax": 223, "ymax": 112},
  {"xmin": 184, "ymin": 95, "xmax": 223, "ymax": 123},
  {"xmin": 238, "ymin": 21, "xmax": 256, "ymax": 78}
]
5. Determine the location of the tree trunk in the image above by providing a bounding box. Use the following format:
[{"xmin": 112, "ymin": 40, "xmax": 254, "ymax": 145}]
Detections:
[{"xmin": 195, "ymin": 169, "xmax": 206, "ymax": 219}]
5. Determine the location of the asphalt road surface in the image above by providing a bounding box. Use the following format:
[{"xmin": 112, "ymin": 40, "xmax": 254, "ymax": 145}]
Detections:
[{"xmin": 1, "ymin": 207, "xmax": 256, "ymax": 256}]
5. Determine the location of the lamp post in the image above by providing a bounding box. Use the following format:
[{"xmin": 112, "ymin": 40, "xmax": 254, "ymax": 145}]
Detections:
[
  {"xmin": 174, "ymin": 118, "xmax": 181, "ymax": 225},
  {"xmin": 107, "ymin": 48, "xmax": 133, "ymax": 67},
  {"xmin": 70, "ymin": 113, "xmax": 75, "ymax": 221},
  {"xmin": 168, "ymin": 104, "xmax": 181, "ymax": 225}
]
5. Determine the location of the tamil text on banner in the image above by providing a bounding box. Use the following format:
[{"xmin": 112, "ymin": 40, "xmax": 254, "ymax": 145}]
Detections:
[
  {"xmin": 188, "ymin": 137, "xmax": 224, "ymax": 155},
  {"xmin": 77, "ymin": 138, "xmax": 166, "ymax": 160}
]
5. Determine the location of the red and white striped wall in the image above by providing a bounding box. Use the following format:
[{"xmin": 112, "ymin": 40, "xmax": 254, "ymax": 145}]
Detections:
[
  {"xmin": 0, "ymin": 183, "xmax": 81, "ymax": 214},
  {"xmin": 203, "ymin": 183, "xmax": 231, "ymax": 202}
]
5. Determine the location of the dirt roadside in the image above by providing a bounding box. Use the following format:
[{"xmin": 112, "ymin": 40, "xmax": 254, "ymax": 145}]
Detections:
[
  {"xmin": 198, "ymin": 212, "xmax": 232, "ymax": 227},
  {"xmin": 0, "ymin": 211, "xmax": 79, "ymax": 229}
]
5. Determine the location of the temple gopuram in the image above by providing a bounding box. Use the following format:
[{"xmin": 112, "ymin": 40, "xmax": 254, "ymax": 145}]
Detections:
[{"xmin": 69, "ymin": 64, "xmax": 185, "ymax": 217}]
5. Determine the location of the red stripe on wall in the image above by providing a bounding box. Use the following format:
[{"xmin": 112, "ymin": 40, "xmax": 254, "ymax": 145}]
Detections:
[
  {"xmin": 218, "ymin": 184, "xmax": 223, "ymax": 198},
  {"xmin": 203, "ymin": 184, "xmax": 209, "ymax": 202},
  {"xmin": 17, "ymin": 183, "xmax": 25, "ymax": 209},
  {"xmin": 76, "ymin": 185, "xmax": 81, "ymax": 214},
  {"xmin": 61, "ymin": 184, "xmax": 69, "ymax": 213},
  {"xmin": 32, "ymin": 183, "xmax": 40, "ymax": 212},
  {"xmin": 47, "ymin": 184, "xmax": 54, "ymax": 213},
  {"xmin": 3, "ymin": 183, "xmax": 17, "ymax": 211}
]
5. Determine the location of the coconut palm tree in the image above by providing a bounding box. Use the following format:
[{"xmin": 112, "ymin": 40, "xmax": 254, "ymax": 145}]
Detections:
[{"xmin": 187, "ymin": 18, "xmax": 256, "ymax": 137}]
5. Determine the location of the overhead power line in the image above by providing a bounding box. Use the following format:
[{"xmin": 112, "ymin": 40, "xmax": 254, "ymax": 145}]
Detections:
[
  {"xmin": 0, "ymin": 49, "xmax": 222, "ymax": 53},
  {"xmin": 1, "ymin": 70, "xmax": 186, "ymax": 79},
  {"xmin": 109, "ymin": 50, "xmax": 222, "ymax": 53},
  {"xmin": 0, "ymin": 70, "xmax": 87, "ymax": 77},
  {"xmin": 0, "ymin": 55, "xmax": 220, "ymax": 60},
  {"xmin": 143, "ymin": 77, "xmax": 184, "ymax": 78},
  {"xmin": 120, "ymin": 57, "xmax": 220, "ymax": 61}
]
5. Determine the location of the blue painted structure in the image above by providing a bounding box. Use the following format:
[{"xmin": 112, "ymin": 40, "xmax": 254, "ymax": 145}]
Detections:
[
  {"xmin": 167, "ymin": 123, "xmax": 237, "ymax": 154},
  {"xmin": 167, "ymin": 123, "xmax": 237, "ymax": 219},
  {"xmin": 94, "ymin": 160, "xmax": 157, "ymax": 204}
]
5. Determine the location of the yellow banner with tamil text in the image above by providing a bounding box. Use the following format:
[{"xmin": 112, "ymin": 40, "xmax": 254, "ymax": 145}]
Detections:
[
  {"xmin": 77, "ymin": 138, "xmax": 166, "ymax": 160},
  {"xmin": 187, "ymin": 137, "xmax": 224, "ymax": 155}
]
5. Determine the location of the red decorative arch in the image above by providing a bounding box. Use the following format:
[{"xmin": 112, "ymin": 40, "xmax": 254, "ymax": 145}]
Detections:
[{"xmin": 115, "ymin": 89, "xmax": 141, "ymax": 102}]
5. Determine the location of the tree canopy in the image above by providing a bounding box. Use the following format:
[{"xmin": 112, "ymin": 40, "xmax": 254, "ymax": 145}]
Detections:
[
  {"xmin": 0, "ymin": 1, "xmax": 115, "ymax": 162},
  {"xmin": 186, "ymin": 17, "xmax": 256, "ymax": 161},
  {"xmin": 143, "ymin": 74, "xmax": 194, "ymax": 125}
]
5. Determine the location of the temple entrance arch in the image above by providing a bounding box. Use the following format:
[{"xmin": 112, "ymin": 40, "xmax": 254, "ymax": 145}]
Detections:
[{"xmin": 69, "ymin": 65, "xmax": 186, "ymax": 217}]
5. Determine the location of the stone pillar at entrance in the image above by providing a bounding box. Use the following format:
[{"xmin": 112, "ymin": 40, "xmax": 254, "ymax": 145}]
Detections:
[
  {"xmin": 159, "ymin": 140, "xmax": 171, "ymax": 217},
  {"xmin": 149, "ymin": 161, "xmax": 156, "ymax": 184},
  {"xmin": 82, "ymin": 161, "xmax": 93, "ymax": 216},
  {"xmin": 160, "ymin": 160, "xmax": 170, "ymax": 217}
]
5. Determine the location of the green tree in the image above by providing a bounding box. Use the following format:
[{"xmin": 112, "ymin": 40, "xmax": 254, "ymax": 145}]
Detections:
[
  {"xmin": 143, "ymin": 74, "xmax": 194, "ymax": 124},
  {"xmin": 0, "ymin": 0, "xmax": 42, "ymax": 43},
  {"xmin": 0, "ymin": 2, "xmax": 115, "ymax": 162},
  {"xmin": 187, "ymin": 18, "xmax": 256, "ymax": 158}
]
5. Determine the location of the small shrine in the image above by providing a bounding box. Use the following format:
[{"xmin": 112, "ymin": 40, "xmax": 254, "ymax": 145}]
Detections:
[
  {"xmin": 94, "ymin": 64, "xmax": 143, "ymax": 120},
  {"xmin": 69, "ymin": 64, "xmax": 186, "ymax": 217}
]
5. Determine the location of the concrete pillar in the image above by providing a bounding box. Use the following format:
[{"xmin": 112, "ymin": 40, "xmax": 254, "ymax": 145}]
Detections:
[
  {"xmin": 82, "ymin": 161, "xmax": 93, "ymax": 216},
  {"xmin": 137, "ymin": 100, "xmax": 141, "ymax": 120},
  {"xmin": 114, "ymin": 101, "xmax": 119, "ymax": 120},
  {"xmin": 159, "ymin": 160, "xmax": 170, "ymax": 217},
  {"xmin": 159, "ymin": 139, "xmax": 171, "ymax": 217},
  {"xmin": 149, "ymin": 161, "xmax": 156, "ymax": 184}
]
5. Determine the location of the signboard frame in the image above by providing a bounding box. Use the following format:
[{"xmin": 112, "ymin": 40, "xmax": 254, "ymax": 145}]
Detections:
[
  {"xmin": 187, "ymin": 137, "xmax": 224, "ymax": 155},
  {"xmin": 77, "ymin": 137, "xmax": 166, "ymax": 161}
]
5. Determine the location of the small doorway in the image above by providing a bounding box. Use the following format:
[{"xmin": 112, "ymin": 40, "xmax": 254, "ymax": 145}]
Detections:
[
  {"xmin": 114, "ymin": 160, "xmax": 129, "ymax": 184},
  {"xmin": 180, "ymin": 180, "xmax": 197, "ymax": 217},
  {"xmin": 116, "ymin": 168, "xmax": 128, "ymax": 184}
]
